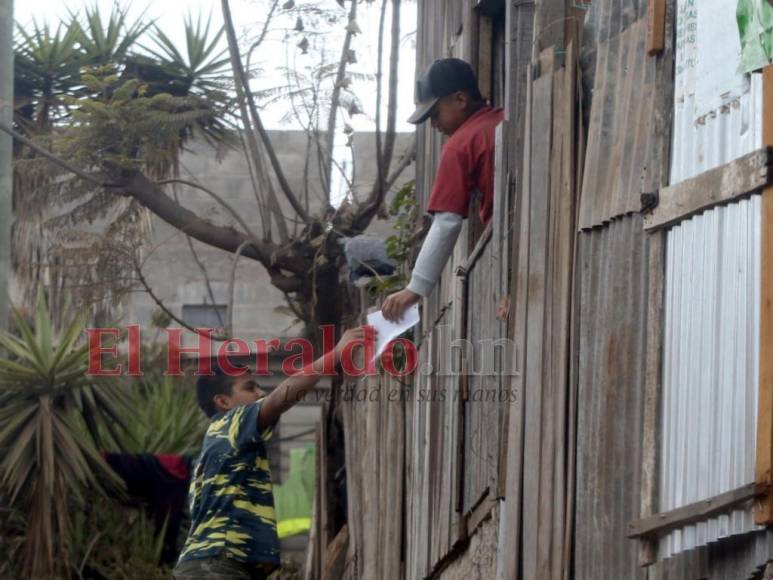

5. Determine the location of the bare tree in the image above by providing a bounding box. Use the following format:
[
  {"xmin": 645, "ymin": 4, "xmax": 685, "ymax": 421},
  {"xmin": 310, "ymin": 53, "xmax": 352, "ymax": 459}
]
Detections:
[{"xmin": 2, "ymin": 0, "xmax": 414, "ymax": 344}]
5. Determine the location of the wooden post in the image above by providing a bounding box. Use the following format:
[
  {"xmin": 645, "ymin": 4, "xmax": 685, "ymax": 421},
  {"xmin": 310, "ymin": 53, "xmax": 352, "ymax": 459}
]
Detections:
[
  {"xmin": 638, "ymin": 230, "xmax": 665, "ymax": 563},
  {"xmin": 477, "ymin": 15, "xmax": 494, "ymax": 104},
  {"xmin": 647, "ymin": 0, "xmax": 666, "ymax": 56},
  {"xmin": 755, "ymin": 64, "xmax": 773, "ymax": 524}
]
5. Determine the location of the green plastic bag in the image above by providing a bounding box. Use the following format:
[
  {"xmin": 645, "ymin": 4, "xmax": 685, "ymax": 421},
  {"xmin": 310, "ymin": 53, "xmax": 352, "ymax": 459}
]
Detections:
[{"xmin": 738, "ymin": 0, "xmax": 773, "ymax": 73}]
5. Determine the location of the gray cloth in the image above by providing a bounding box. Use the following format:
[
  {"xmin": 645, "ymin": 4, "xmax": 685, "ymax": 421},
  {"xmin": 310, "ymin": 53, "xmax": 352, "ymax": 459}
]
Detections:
[
  {"xmin": 407, "ymin": 212, "xmax": 463, "ymax": 297},
  {"xmin": 344, "ymin": 235, "xmax": 396, "ymax": 281}
]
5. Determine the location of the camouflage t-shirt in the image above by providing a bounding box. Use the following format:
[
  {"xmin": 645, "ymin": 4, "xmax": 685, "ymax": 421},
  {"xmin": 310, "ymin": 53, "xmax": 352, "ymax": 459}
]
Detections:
[{"xmin": 177, "ymin": 401, "xmax": 280, "ymax": 570}]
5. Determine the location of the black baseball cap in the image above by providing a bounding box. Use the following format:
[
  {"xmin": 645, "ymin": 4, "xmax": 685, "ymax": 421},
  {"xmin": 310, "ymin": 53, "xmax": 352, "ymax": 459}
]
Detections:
[{"xmin": 407, "ymin": 58, "xmax": 480, "ymax": 124}]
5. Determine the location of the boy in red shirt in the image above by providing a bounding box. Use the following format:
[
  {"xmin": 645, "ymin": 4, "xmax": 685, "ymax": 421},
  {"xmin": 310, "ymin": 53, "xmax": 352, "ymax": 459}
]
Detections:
[{"xmin": 382, "ymin": 58, "xmax": 504, "ymax": 322}]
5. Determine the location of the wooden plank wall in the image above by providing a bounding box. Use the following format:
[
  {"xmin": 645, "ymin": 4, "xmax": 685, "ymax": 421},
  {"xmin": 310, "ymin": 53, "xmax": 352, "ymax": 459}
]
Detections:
[
  {"xmin": 341, "ymin": 355, "xmax": 406, "ymax": 580},
  {"xmin": 463, "ymin": 235, "xmax": 502, "ymax": 513},
  {"xmin": 407, "ymin": 1, "xmax": 478, "ymax": 577},
  {"xmin": 498, "ymin": 3, "xmax": 536, "ymax": 576},
  {"xmin": 502, "ymin": 36, "xmax": 580, "ymax": 579},
  {"xmin": 409, "ymin": 1, "xmax": 449, "ymax": 576}
]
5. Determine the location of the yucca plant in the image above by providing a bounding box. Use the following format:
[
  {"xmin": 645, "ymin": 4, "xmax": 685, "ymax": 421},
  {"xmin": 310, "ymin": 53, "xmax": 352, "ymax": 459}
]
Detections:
[
  {"xmin": 75, "ymin": 4, "xmax": 153, "ymax": 67},
  {"xmin": 0, "ymin": 291, "xmax": 132, "ymax": 578},
  {"xmin": 145, "ymin": 13, "xmax": 230, "ymax": 96},
  {"xmin": 13, "ymin": 18, "xmax": 83, "ymax": 130}
]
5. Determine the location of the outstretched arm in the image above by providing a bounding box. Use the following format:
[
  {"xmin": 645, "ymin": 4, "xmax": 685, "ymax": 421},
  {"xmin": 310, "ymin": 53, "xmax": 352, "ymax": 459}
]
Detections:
[
  {"xmin": 257, "ymin": 326, "xmax": 371, "ymax": 429},
  {"xmin": 382, "ymin": 212, "xmax": 464, "ymax": 322}
]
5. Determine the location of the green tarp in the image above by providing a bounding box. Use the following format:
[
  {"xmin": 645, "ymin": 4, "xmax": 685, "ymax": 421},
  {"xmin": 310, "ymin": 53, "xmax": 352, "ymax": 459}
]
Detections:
[
  {"xmin": 273, "ymin": 446, "xmax": 315, "ymax": 539},
  {"xmin": 738, "ymin": 0, "xmax": 773, "ymax": 73}
]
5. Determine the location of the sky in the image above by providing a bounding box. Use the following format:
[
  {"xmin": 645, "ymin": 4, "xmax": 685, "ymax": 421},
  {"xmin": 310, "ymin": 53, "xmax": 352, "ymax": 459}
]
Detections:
[
  {"xmin": 13, "ymin": 0, "xmax": 418, "ymax": 134},
  {"xmin": 14, "ymin": 0, "xmax": 418, "ymax": 203}
]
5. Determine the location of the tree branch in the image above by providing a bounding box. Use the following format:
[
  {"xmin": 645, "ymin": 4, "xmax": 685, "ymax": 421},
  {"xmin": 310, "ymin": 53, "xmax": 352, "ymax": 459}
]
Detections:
[
  {"xmin": 156, "ymin": 178, "xmax": 260, "ymax": 243},
  {"xmin": 323, "ymin": 0, "xmax": 359, "ymax": 197},
  {"xmin": 246, "ymin": 0, "xmax": 281, "ymax": 75},
  {"xmin": 0, "ymin": 121, "xmax": 113, "ymax": 188},
  {"xmin": 131, "ymin": 250, "xmax": 234, "ymax": 342},
  {"xmin": 227, "ymin": 240, "xmax": 251, "ymax": 336},
  {"xmin": 352, "ymin": 0, "xmax": 403, "ymax": 231},
  {"xmin": 383, "ymin": 139, "xmax": 416, "ymax": 193},
  {"xmin": 380, "ymin": 0, "xmax": 401, "ymax": 173},
  {"xmin": 178, "ymin": 160, "xmax": 310, "ymax": 227},
  {"xmin": 221, "ymin": 0, "xmax": 291, "ymax": 240},
  {"xmin": 237, "ymin": 130, "xmax": 272, "ymax": 237},
  {"xmin": 2, "ymin": 110, "xmax": 307, "ymax": 296},
  {"xmin": 221, "ymin": 0, "xmax": 311, "ymax": 225},
  {"xmin": 172, "ymin": 185, "xmax": 225, "ymax": 329},
  {"xmin": 350, "ymin": 136, "xmax": 415, "ymax": 232},
  {"xmin": 106, "ymin": 164, "xmax": 309, "ymax": 279},
  {"xmin": 374, "ymin": 0, "xmax": 389, "ymax": 206}
]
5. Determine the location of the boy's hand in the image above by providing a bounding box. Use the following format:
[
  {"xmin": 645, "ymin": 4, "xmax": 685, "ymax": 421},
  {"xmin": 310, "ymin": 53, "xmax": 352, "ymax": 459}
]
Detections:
[
  {"xmin": 334, "ymin": 325, "xmax": 376, "ymax": 361},
  {"xmin": 382, "ymin": 288, "xmax": 421, "ymax": 322}
]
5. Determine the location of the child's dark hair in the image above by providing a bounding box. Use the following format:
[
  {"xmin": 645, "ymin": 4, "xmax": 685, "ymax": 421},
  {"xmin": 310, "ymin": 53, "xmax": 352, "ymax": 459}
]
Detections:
[{"xmin": 196, "ymin": 359, "xmax": 246, "ymax": 418}]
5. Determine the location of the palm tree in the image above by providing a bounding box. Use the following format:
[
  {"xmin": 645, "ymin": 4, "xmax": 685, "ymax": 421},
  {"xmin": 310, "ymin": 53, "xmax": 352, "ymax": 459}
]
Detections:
[
  {"xmin": 0, "ymin": 291, "xmax": 132, "ymax": 578},
  {"xmin": 11, "ymin": 8, "xmax": 233, "ymax": 324}
]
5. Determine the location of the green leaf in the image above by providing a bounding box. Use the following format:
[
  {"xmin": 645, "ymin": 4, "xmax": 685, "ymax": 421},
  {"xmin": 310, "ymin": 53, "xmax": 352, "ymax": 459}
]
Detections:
[{"xmin": 0, "ymin": 331, "xmax": 46, "ymax": 376}]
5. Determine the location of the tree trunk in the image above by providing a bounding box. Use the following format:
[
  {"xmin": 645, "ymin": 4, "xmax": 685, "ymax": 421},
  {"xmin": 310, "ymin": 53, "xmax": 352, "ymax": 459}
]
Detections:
[{"xmin": 304, "ymin": 261, "xmax": 358, "ymax": 549}]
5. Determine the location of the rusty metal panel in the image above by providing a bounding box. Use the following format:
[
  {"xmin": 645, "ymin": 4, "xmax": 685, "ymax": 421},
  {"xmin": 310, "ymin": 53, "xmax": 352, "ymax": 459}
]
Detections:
[
  {"xmin": 573, "ymin": 213, "xmax": 649, "ymax": 580},
  {"xmin": 578, "ymin": 17, "xmax": 665, "ymax": 230},
  {"xmin": 583, "ymin": 0, "xmax": 647, "ymax": 49}
]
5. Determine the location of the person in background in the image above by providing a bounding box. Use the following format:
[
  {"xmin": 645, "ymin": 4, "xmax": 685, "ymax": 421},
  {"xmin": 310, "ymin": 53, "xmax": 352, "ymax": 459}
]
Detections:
[{"xmin": 382, "ymin": 58, "xmax": 504, "ymax": 323}]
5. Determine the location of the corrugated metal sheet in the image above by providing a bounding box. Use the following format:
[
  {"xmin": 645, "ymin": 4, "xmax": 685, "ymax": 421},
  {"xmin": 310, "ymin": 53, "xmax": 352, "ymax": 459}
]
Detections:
[
  {"xmin": 669, "ymin": 0, "xmax": 763, "ymax": 184},
  {"xmin": 578, "ymin": 16, "xmax": 670, "ymax": 230},
  {"xmin": 651, "ymin": 529, "xmax": 773, "ymax": 580},
  {"xmin": 583, "ymin": 0, "xmax": 646, "ymax": 47},
  {"xmin": 574, "ymin": 213, "xmax": 649, "ymax": 580},
  {"xmin": 670, "ymin": 72, "xmax": 763, "ymax": 183},
  {"xmin": 659, "ymin": 195, "xmax": 762, "ymax": 560},
  {"xmin": 658, "ymin": 0, "xmax": 765, "ymax": 560}
]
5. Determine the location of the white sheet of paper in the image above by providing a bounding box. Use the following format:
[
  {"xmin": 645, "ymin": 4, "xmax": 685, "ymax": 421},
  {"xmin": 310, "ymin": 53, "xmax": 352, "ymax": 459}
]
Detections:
[{"xmin": 366, "ymin": 303, "xmax": 420, "ymax": 361}]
